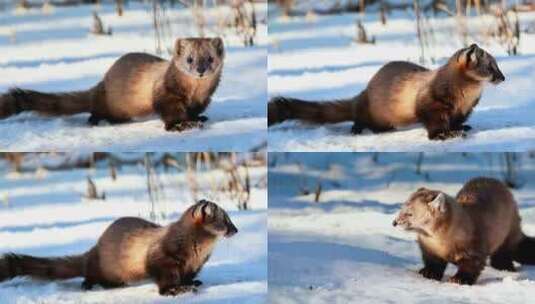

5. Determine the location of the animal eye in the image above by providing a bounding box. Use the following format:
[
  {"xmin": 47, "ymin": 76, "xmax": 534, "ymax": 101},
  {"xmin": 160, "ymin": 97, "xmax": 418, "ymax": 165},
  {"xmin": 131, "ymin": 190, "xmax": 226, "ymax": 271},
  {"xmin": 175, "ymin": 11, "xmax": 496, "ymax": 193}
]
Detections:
[
  {"xmin": 187, "ymin": 56, "xmax": 193, "ymax": 64},
  {"xmin": 207, "ymin": 56, "xmax": 214, "ymax": 63}
]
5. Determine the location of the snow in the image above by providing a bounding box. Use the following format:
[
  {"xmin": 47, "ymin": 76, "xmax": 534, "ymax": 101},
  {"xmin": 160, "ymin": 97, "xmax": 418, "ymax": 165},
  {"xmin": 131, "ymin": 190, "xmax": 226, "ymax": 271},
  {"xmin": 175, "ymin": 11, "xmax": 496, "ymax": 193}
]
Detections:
[
  {"xmin": 268, "ymin": 6, "xmax": 535, "ymax": 151},
  {"xmin": 0, "ymin": 154, "xmax": 267, "ymax": 303},
  {"xmin": 268, "ymin": 152, "xmax": 535, "ymax": 303},
  {"xmin": 0, "ymin": 3, "xmax": 267, "ymax": 151}
]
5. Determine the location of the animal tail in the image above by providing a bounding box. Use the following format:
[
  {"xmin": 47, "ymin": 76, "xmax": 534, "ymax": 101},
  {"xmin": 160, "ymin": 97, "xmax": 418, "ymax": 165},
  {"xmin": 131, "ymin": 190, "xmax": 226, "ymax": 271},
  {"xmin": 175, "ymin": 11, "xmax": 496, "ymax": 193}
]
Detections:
[
  {"xmin": 0, "ymin": 82, "xmax": 104, "ymax": 119},
  {"xmin": 513, "ymin": 235, "xmax": 535, "ymax": 264},
  {"xmin": 0, "ymin": 253, "xmax": 86, "ymax": 282},
  {"xmin": 268, "ymin": 92, "xmax": 365, "ymax": 126}
]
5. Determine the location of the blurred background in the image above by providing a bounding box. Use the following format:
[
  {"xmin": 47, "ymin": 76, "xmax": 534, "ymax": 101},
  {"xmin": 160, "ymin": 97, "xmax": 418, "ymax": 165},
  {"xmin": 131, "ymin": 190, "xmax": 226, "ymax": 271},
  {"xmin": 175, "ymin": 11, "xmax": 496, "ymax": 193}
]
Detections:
[
  {"xmin": 2, "ymin": 0, "xmax": 266, "ymax": 51},
  {"xmin": 268, "ymin": 152, "xmax": 535, "ymax": 304},
  {"xmin": 270, "ymin": 0, "xmax": 534, "ymax": 57},
  {"xmin": 0, "ymin": 152, "xmax": 267, "ymax": 304}
]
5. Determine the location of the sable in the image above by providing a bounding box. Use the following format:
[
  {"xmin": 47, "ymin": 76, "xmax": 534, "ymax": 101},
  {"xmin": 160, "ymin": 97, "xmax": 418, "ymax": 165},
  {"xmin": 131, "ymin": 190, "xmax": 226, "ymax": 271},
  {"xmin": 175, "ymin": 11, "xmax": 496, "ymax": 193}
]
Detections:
[
  {"xmin": 0, "ymin": 38, "xmax": 224, "ymax": 132},
  {"xmin": 393, "ymin": 177, "xmax": 535, "ymax": 285},
  {"xmin": 268, "ymin": 44, "xmax": 505, "ymax": 140},
  {"xmin": 0, "ymin": 200, "xmax": 238, "ymax": 296}
]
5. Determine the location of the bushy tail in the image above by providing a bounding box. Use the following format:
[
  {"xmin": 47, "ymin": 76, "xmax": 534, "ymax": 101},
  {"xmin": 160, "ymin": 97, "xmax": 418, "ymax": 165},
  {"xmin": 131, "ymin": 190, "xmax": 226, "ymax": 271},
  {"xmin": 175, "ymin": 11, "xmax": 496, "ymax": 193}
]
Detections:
[
  {"xmin": 0, "ymin": 253, "xmax": 86, "ymax": 282},
  {"xmin": 268, "ymin": 95, "xmax": 361, "ymax": 126},
  {"xmin": 0, "ymin": 82, "xmax": 103, "ymax": 119},
  {"xmin": 513, "ymin": 235, "xmax": 535, "ymax": 264}
]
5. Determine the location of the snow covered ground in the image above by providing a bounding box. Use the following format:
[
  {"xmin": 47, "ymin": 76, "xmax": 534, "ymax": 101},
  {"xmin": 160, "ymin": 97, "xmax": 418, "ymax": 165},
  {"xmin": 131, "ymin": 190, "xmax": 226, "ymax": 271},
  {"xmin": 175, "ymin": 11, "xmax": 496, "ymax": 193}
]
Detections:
[
  {"xmin": 268, "ymin": 5, "xmax": 535, "ymax": 151},
  {"xmin": 0, "ymin": 3, "xmax": 267, "ymax": 151},
  {"xmin": 0, "ymin": 153, "xmax": 267, "ymax": 303},
  {"xmin": 268, "ymin": 152, "xmax": 535, "ymax": 303}
]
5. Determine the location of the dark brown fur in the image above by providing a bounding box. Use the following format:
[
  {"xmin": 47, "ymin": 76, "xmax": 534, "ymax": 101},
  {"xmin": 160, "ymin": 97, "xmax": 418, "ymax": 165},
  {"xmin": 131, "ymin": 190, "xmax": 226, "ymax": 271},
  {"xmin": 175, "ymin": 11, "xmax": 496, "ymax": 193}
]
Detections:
[
  {"xmin": 0, "ymin": 38, "xmax": 224, "ymax": 132},
  {"xmin": 269, "ymin": 44, "xmax": 505, "ymax": 140},
  {"xmin": 0, "ymin": 200, "xmax": 237, "ymax": 296},
  {"xmin": 394, "ymin": 177, "xmax": 535, "ymax": 285}
]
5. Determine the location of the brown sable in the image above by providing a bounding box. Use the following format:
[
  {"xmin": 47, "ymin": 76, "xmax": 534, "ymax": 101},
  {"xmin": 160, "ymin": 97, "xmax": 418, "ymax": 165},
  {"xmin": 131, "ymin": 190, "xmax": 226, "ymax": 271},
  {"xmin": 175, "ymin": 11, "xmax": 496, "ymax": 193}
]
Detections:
[
  {"xmin": 394, "ymin": 177, "xmax": 535, "ymax": 285},
  {"xmin": 0, "ymin": 200, "xmax": 238, "ymax": 296},
  {"xmin": 269, "ymin": 44, "xmax": 505, "ymax": 140},
  {"xmin": 0, "ymin": 38, "xmax": 224, "ymax": 132}
]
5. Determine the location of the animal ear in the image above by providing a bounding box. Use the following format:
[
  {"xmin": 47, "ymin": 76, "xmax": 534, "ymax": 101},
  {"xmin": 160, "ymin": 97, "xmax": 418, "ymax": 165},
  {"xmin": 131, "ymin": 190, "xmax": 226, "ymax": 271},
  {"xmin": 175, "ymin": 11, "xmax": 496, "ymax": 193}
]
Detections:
[
  {"xmin": 417, "ymin": 187, "xmax": 427, "ymax": 192},
  {"xmin": 211, "ymin": 37, "xmax": 224, "ymax": 57},
  {"xmin": 192, "ymin": 201, "xmax": 208, "ymax": 223},
  {"xmin": 429, "ymin": 193, "xmax": 447, "ymax": 213},
  {"xmin": 203, "ymin": 202, "xmax": 213, "ymax": 218},
  {"xmin": 175, "ymin": 39, "xmax": 186, "ymax": 55},
  {"xmin": 192, "ymin": 200, "xmax": 215, "ymax": 223},
  {"xmin": 466, "ymin": 44, "xmax": 480, "ymax": 64},
  {"xmin": 456, "ymin": 44, "xmax": 477, "ymax": 64}
]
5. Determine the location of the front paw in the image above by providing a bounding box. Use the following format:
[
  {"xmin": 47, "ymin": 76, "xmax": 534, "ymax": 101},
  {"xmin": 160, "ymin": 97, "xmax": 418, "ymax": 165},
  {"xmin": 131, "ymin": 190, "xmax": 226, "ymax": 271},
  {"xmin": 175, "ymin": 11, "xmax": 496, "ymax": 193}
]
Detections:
[
  {"xmin": 166, "ymin": 121, "xmax": 204, "ymax": 132},
  {"xmin": 81, "ymin": 280, "xmax": 94, "ymax": 290},
  {"xmin": 192, "ymin": 115, "xmax": 208, "ymax": 122},
  {"xmin": 429, "ymin": 130, "xmax": 466, "ymax": 140},
  {"xmin": 160, "ymin": 285, "xmax": 198, "ymax": 296},
  {"xmin": 183, "ymin": 279, "xmax": 203, "ymax": 287},
  {"xmin": 448, "ymin": 274, "xmax": 476, "ymax": 285},
  {"xmin": 460, "ymin": 124, "xmax": 472, "ymax": 132},
  {"xmin": 351, "ymin": 124, "xmax": 364, "ymax": 135},
  {"xmin": 418, "ymin": 267, "xmax": 443, "ymax": 281},
  {"xmin": 451, "ymin": 124, "xmax": 472, "ymax": 132}
]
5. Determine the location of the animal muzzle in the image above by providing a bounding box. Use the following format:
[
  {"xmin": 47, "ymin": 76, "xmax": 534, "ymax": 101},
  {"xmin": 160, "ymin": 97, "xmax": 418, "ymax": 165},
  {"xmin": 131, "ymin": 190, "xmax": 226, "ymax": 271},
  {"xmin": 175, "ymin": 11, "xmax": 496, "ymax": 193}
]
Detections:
[
  {"xmin": 491, "ymin": 68, "xmax": 505, "ymax": 84},
  {"xmin": 196, "ymin": 59, "xmax": 211, "ymax": 77},
  {"xmin": 225, "ymin": 223, "xmax": 238, "ymax": 238},
  {"xmin": 196, "ymin": 66, "xmax": 207, "ymax": 77},
  {"xmin": 392, "ymin": 217, "xmax": 407, "ymax": 229}
]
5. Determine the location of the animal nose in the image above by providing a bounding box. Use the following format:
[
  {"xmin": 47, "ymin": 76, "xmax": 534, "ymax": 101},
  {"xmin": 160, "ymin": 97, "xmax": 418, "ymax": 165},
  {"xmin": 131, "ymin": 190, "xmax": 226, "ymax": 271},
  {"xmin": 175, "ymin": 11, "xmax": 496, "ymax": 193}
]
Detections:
[
  {"xmin": 492, "ymin": 72, "xmax": 505, "ymax": 83},
  {"xmin": 196, "ymin": 66, "xmax": 206, "ymax": 75},
  {"xmin": 392, "ymin": 219, "xmax": 398, "ymax": 227},
  {"xmin": 226, "ymin": 224, "xmax": 238, "ymax": 237}
]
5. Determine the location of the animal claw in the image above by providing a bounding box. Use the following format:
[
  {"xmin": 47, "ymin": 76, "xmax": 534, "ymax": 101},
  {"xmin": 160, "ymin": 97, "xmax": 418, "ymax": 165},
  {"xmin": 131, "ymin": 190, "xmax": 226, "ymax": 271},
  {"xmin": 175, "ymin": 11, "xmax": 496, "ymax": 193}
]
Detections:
[
  {"xmin": 418, "ymin": 267, "xmax": 443, "ymax": 281},
  {"xmin": 193, "ymin": 115, "xmax": 208, "ymax": 122},
  {"xmin": 160, "ymin": 285, "xmax": 198, "ymax": 296},
  {"xmin": 169, "ymin": 121, "xmax": 204, "ymax": 132},
  {"xmin": 430, "ymin": 129, "xmax": 466, "ymax": 140}
]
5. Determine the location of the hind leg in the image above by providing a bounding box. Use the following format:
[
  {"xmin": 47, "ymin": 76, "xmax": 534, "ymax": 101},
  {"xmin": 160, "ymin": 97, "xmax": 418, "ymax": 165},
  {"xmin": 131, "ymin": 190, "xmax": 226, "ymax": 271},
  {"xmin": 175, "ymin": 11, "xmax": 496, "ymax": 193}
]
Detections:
[
  {"xmin": 491, "ymin": 249, "xmax": 516, "ymax": 272},
  {"xmin": 88, "ymin": 114, "xmax": 102, "ymax": 126},
  {"xmin": 492, "ymin": 228, "xmax": 523, "ymax": 271},
  {"xmin": 449, "ymin": 258, "xmax": 485, "ymax": 285},
  {"xmin": 81, "ymin": 249, "xmax": 106, "ymax": 290},
  {"xmin": 88, "ymin": 113, "xmax": 131, "ymax": 126},
  {"xmin": 81, "ymin": 249, "xmax": 99, "ymax": 290},
  {"xmin": 105, "ymin": 117, "xmax": 132, "ymax": 124},
  {"xmin": 368, "ymin": 124, "xmax": 395, "ymax": 134},
  {"xmin": 82, "ymin": 248, "xmax": 125, "ymax": 291},
  {"xmin": 82, "ymin": 278, "xmax": 125, "ymax": 290},
  {"xmin": 351, "ymin": 121, "xmax": 394, "ymax": 135},
  {"xmin": 351, "ymin": 121, "xmax": 366, "ymax": 134}
]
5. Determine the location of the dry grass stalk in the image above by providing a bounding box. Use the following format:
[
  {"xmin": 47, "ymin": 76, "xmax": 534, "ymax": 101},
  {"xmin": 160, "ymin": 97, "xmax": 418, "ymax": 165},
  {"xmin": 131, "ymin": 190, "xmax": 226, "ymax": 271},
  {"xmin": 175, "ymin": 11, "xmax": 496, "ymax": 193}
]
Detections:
[
  {"xmin": 493, "ymin": 7, "xmax": 520, "ymax": 55},
  {"xmin": 85, "ymin": 176, "xmax": 106, "ymax": 200},
  {"xmin": 355, "ymin": 20, "xmax": 375, "ymax": 44}
]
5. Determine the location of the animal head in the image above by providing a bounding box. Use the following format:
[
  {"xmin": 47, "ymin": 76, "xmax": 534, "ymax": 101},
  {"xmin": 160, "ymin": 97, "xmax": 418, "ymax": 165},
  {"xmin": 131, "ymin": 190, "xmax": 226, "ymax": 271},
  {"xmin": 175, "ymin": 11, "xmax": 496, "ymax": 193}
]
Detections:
[
  {"xmin": 190, "ymin": 199, "xmax": 238, "ymax": 238},
  {"xmin": 393, "ymin": 188, "xmax": 449, "ymax": 236},
  {"xmin": 173, "ymin": 37, "xmax": 224, "ymax": 79},
  {"xmin": 453, "ymin": 43, "xmax": 505, "ymax": 84}
]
